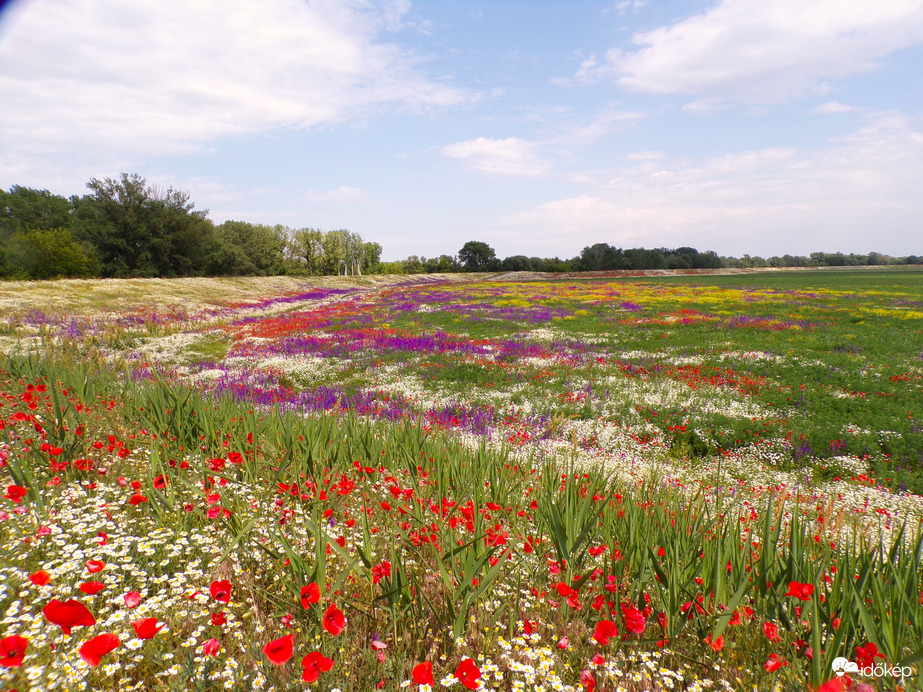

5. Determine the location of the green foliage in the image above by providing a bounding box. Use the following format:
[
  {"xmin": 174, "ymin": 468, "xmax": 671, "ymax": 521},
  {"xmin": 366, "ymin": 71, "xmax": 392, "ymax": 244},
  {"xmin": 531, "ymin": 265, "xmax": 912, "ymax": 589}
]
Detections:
[
  {"xmin": 3, "ymin": 227, "xmax": 99, "ymax": 279},
  {"xmin": 458, "ymin": 240, "xmax": 498, "ymax": 271},
  {"xmin": 211, "ymin": 221, "xmax": 286, "ymax": 276},
  {"xmin": 72, "ymin": 173, "xmax": 216, "ymax": 277}
]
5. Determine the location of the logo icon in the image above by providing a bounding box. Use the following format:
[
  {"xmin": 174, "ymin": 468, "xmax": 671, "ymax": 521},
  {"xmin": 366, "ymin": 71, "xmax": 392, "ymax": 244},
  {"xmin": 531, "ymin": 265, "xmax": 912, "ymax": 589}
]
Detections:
[{"xmin": 831, "ymin": 657, "xmax": 859, "ymax": 677}]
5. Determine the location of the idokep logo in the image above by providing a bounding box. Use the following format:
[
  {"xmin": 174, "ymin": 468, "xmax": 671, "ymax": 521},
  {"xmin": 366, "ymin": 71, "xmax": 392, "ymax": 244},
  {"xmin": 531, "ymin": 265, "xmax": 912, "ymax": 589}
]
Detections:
[
  {"xmin": 831, "ymin": 657, "xmax": 859, "ymax": 677},
  {"xmin": 831, "ymin": 656, "xmax": 913, "ymax": 679}
]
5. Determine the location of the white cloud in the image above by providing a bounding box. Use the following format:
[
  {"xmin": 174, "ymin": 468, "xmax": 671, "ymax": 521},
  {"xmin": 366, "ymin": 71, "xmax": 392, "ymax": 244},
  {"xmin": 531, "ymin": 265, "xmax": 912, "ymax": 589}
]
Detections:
[
  {"xmin": 0, "ymin": 0, "xmax": 470, "ymax": 187},
  {"xmin": 503, "ymin": 112, "xmax": 923, "ymax": 255},
  {"xmin": 589, "ymin": 0, "xmax": 923, "ymax": 103},
  {"xmin": 814, "ymin": 101, "xmax": 858, "ymax": 114},
  {"xmin": 302, "ymin": 186, "xmax": 369, "ymax": 203},
  {"xmin": 441, "ymin": 137, "xmax": 553, "ymax": 176}
]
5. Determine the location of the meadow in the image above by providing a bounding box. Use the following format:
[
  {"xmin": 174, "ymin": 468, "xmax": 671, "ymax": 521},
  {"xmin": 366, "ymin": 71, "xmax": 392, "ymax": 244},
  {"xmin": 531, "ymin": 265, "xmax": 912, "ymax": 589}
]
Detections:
[{"xmin": 0, "ymin": 268, "xmax": 921, "ymax": 691}]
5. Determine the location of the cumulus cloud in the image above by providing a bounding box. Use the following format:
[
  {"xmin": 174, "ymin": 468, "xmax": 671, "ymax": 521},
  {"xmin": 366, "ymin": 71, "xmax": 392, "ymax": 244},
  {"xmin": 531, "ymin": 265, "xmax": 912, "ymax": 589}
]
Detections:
[
  {"xmin": 588, "ymin": 0, "xmax": 923, "ymax": 103},
  {"xmin": 441, "ymin": 137, "xmax": 553, "ymax": 176},
  {"xmin": 502, "ymin": 112, "xmax": 923, "ymax": 255},
  {"xmin": 814, "ymin": 101, "xmax": 858, "ymax": 114},
  {"xmin": 0, "ymin": 0, "xmax": 470, "ymax": 186}
]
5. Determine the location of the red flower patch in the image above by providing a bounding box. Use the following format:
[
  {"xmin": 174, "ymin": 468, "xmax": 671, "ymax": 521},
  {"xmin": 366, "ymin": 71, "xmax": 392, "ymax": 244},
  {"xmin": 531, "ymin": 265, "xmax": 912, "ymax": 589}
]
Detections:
[
  {"xmin": 412, "ymin": 661, "xmax": 434, "ymax": 685},
  {"xmin": 132, "ymin": 618, "xmax": 165, "ymax": 639},
  {"xmin": 0, "ymin": 635, "xmax": 28, "ymax": 668},
  {"xmin": 263, "ymin": 633, "xmax": 293, "ymax": 665},
  {"xmin": 454, "ymin": 657, "xmax": 481, "ymax": 689},
  {"xmin": 43, "ymin": 599, "xmax": 95, "ymax": 635},
  {"xmin": 322, "ymin": 604, "xmax": 345, "ymax": 635},
  {"xmin": 210, "ymin": 579, "xmax": 232, "ymax": 603},
  {"xmin": 79, "ymin": 633, "xmax": 119, "ymax": 667},
  {"xmin": 300, "ymin": 582, "xmax": 320, "ymax": 607},
  {"xmin": 302, "ymin": 651, "xmax": 334, "ymax": 682}
]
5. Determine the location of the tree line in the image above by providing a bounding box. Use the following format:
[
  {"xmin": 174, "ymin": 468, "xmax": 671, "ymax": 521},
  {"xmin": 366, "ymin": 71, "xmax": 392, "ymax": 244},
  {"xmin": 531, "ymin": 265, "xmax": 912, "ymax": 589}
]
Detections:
[
  {"xmin": 387, "ymin": 241, "xmax": 919, "ymax": 275},
  {"xmin": 2, "ymin": 175, "xmax": 918, "ymax": 280},
  {"xmin": 0, "ymin": 175, "xmax": 381, "ymax": 279}
]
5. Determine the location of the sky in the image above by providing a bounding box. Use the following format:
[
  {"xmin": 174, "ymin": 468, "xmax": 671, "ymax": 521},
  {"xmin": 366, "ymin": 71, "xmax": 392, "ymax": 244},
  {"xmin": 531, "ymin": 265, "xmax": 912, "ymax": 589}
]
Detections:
[{"xmin": 1, "ymin": 0, "xmax": 922, "ymax": 261}]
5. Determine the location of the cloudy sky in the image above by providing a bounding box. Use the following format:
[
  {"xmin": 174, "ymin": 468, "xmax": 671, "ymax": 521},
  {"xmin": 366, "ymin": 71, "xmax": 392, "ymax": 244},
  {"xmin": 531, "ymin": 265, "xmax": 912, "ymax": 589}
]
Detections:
[{"xmin": 1, "ymin": 0, "xmax": 922, "ymax": 261}]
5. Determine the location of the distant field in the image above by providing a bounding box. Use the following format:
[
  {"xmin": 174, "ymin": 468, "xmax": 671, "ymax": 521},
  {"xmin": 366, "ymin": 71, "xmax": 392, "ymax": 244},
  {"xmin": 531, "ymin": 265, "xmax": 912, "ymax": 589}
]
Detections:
[{"xmin": 1, "ymin": 268, "xmax": 921, "ymax": 691}]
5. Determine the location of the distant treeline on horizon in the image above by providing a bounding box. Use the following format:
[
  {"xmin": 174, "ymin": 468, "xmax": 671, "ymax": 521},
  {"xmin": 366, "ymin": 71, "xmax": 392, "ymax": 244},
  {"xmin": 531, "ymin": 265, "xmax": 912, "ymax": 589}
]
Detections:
[{"xmin": 2, "ymin": 175, "xmax": 920, "ymax": 281}]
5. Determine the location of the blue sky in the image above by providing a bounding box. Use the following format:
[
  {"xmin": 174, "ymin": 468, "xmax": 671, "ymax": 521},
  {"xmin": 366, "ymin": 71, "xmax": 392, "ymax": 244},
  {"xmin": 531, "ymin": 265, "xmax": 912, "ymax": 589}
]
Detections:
[{"xmin": 1, "ymin": 0, "xmax": 922, "ymax": 261}]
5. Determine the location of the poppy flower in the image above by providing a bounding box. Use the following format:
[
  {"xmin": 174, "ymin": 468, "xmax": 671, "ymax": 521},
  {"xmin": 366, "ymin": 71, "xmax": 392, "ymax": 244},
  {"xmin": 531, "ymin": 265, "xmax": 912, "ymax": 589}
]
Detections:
[
  {"xmin": 580, "ymin": 668, "xmax": 597, "ymax": 692},
  {"xmin": 263, "ymin": 633, "xmax": 293, "ymax": 665},
  {"xmin": 132, "ymin": 618, "xmax": 165, "ymax": 639},
  {"xmin": 763, "ymin": 621, "xmax": 781, "ymax": 642},
  {"xmin": 764, "ymin": 653, "xmax": 788, "ymax": 672},
  {"xmin": 322, "ymin": 604, "xmax": 345, "ymax": 635},
  {"xmin": 454, "ymin": 657, "xmax": 481, "ymax": 690},
  {"xmin": 202, "ymin": 638, "xmax": 220, "ymax": 656},
  {"xmin": 300, "ymin": 582, "xmax": 320, "ymax": 607},
  {"xmin": 79, "ymin": 581, "xmax": 105, "ymax": 595},
  {"xmin": 210, "ymin": 579, "xmax": 232, "ymax": 603},
  {"xmin": 855, "ymin": 642, "xmax": 885, "ymax": 667},
  {"xmin": 211, "ymin": 611, "xmax": 227, "ymax": 626},
  {"xmin": 79, "ymin": 633, "xmax": 119, "ymax": 666},
  {"xmin": 593, "ymin": 619, "xmax": 618, "ymax": 645},
  {"xmin": 302, "ymin": 651, "xmax": 334, "ymax": 682},
  {"xmin": 29, "ymin": 570, "xmax": 50, "ymax": 586},
  {"xmin": 412, "ymin": 661, "xmax": 434, "ymax": 685},
  {"xmin": 621, "ymin": 604, "xmax": 646, "ymax": 634},
  {"xmin": 43, "ymin": 599, "xmax": 95, "ymax": 635},
  {"xmin": 124, "ymin": 591, "xmax": 142, "ymax": 609},
  {"xmin": 85, "ymin": 560, "xmax": 105, "ymax": 573},
  {"xmin": 785, "ymin": 581, "xmax": 815, "ymax": 600},
  {"xmin": 554, "ymin": 582, "xmax": 575, "ymax": 597},
  {"xmin": 128, "ymin": 493, "xmax": 148, "ymax": 505},
  {"xmin": 4, "ymin": 485, "xmax": 27, "ymax": 504},
  {"xmin": 0, "ymin": 635, "xmax": 28, "ymax": 668}
]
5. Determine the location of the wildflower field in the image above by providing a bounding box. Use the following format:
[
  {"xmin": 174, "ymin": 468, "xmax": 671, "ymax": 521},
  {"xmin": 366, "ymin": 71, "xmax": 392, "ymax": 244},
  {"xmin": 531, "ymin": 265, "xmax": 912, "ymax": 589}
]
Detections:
[{"xmin": 1, "ymin": 268, "xmax": 922, "ymax": 692}]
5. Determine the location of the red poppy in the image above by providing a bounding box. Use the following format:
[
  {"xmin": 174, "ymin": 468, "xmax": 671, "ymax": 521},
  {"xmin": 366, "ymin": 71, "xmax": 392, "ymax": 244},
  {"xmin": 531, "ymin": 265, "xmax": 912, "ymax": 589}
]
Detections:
[
  {"xmin": 79, "ymin": 633, "xmax": 119, "ymax": 666},
  {"xmin": 263, "ymin": 634, "xmax": 293, "ymax": 665},
  {"xmin": 763, "ymin": 653, "xmax": 788, "ymax": 672},
  {"xmin": 300, "ymin": 582, "xmax": 320, "ymax": 607},
  {"xmin": 763, "ymin": 621, "xmax": 781, "ymax": 642},
  {"xmin": 593, "ymin": 619, "xmax": 618, "ymax": 645},
  {"xmin": 0, "ymin": 635, "xmax": 28, "ymax": 668},
  {"xmin": 132, "ymin": 618, "xmax": 165, "ymax": 639},
  {"xmin": 621, "ymin": 604, "xmax": 646, "ymax": 634},
  {"xmin": 412, "ymin": 661, "xmax": 434, "ymax": 685},
  {"xmin": 85, "ymin": 560, "xmax": 105, "ymax": 573},
  {"xmin": 29, "ymin": 570, "xmax": 50, "ymax": 586},
  {"xmin": 785, "ymin": 581, "xmax": 815, "ymax": 600},
  {"xmin": 322, "ymin": 604, "xmax": 345, "ymax": 635},
  {"xmin": 202, "ymin": 638, "xmax": 220, "ymax": 656},
  {"xmin": 43, "ymin": 599, "xmax": 95, "ymax": 635},
  {"xmin": 211, "ymin": 611, "xmax": 227, "ymax": 626},
  {"xmin": 855, "ymin": 642, "xmax": 885, "ymax": 668},
  {"xmin": 128, "ymin": 493, "xmax": 148, "ymax": 505},
  {"xmin": 454, "ymin": 657, "xmax": 481, "ymax": 690},
  {"xmin": 554, "ymin": 582, "xmax": 575, "ymax": 597},
  {"xmin": 210, "ymin": 580, "xmax": 232, "ymax": 603},
  {"xmin": 4, "ymin": 485, "xmax": 27, "ymax": 504},
  {"xmin": 302, "ymin": 651, "xmax": 334, "ymax": 682},
  {"xmin": 580, "ymin": 668, "xmax": 597, "ymax": 692},
  {"xmin": 124, "ymin": 591, "xmax": 142, "ymax": 609},
  {"xmin": 79, "ymin": 581, "xmax": 105, "ymax": 595},
  {"xmin": 705, "ymin": 634, "xmax": 724, "ymax": 652}
]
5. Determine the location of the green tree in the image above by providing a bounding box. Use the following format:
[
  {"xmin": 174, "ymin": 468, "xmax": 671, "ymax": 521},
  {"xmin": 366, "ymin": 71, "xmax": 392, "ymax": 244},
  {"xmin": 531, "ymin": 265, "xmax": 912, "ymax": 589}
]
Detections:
[
  {"xmin": 458, "ymin": 241, "xmax": 497, "ymax": 271},
  {"xmin": 211, "ymin": 221, "xmax": 285, "ymax": 275},
  {"xmin": 1, "ymin": 186, "xmax": 78, "ymax": 277},
  {"xmin": 73, "ymin": 173, "xmax": 216, "ymax": 277},
  {"xmin": 362, "ymin": 242, "xmax": 383, "ymax": 274},
  {"xmin": 5, "ymin": 227, "xmax": 99, "ymax": 279}
]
